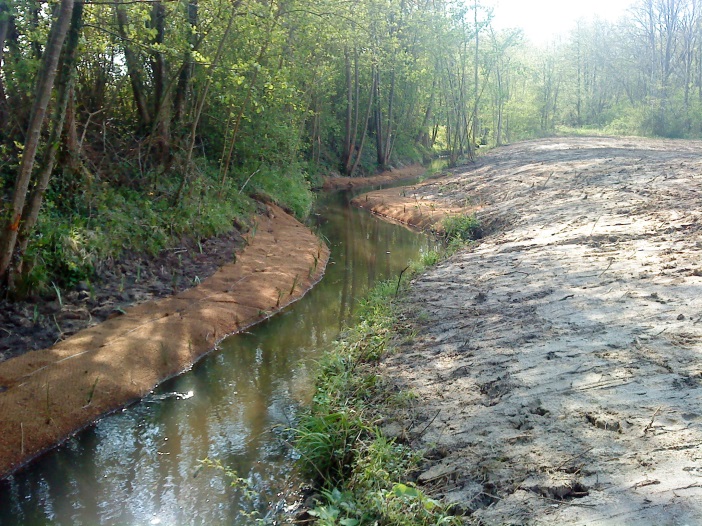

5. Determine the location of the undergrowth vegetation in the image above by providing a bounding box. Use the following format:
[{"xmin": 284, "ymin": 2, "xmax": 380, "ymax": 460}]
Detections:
[
  {"xmin": 441, "ymin": 213, "xmax": 482, "ymax": 244},
  {"xmin": 17, "ymin": 162, "xmax": 313, "ymax": 294},
  {"xmin": 294, "ymin": 247, "xmax": 467, "ymax": 525}
]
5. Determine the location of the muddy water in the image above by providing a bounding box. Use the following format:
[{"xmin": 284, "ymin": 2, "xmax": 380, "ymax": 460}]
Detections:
[{"xmin": 0, "ymin": 189, "xmax": 435, "ymax": 525}]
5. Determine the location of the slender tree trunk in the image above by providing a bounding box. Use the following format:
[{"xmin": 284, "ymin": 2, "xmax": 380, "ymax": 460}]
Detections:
[
  {"xmin": 0, "ymin": 0, "xmax": 75, "ymax": 285},
  {"xmin": 341, "ymin": 45, "xmax": 353, "ymax": 172},
  {"xmin": 0, "ymin": 0, "xmax": 10, "ymax": 128},
  {"xmin": 219, "ymin": 39, "xmax": 268, "ymax": 191},
  {"xmin": 175, "ymin": 1, "xmax": 239, "ymax": 204},
  {"xmin": 472, "ymin": 0, "xmax": 480, "ymax": 145},
  {"xmin": 350, "ymin": 48, "xmax": 360, "ymax": 165},
  {"xmin": 373, "ymin": 68, "xmax": 386, "ymax": 168},
  {"xmin": 150, "ymin": 0, "xmax": 170, "ymax": 163},
  {"xmin": 383, "ymin": 69, "xmax": 395, "ymax": 166},
  {"xmin": 173, "ymin": 0, "xmax": 198, "ymax": 127},
  {"xmin": 63, "ymin": 85, "xmax": 83, "ymax": 174},
  {"xmin": 14, "ymin": 0, "xmax": 84, "ymax": 282},
  {"xmin": 416, "ymin": 78, "xmax": 436, "ymax": 147},
  {"xmin": 115, "ymin": 0, "xmax": 151, "ymax": 129},
  {"xmin": 349, "ymin": 72, "xmax": 375, "ymax": 177}
]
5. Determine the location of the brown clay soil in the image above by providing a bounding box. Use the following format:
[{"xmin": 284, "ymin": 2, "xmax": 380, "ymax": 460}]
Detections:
[
  {"xmin": 361, "ymin": 137, "xmax": 702, "ymax": 525},
  {"xmin": 322, "ymin": 164, "xmax": 428, "ymax": 191},
  {"xmin": 0, "ymin": 204, "xmax": 329, "ymax": 479}
]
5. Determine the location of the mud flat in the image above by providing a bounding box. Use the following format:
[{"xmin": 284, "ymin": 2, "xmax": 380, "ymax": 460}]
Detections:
[
  {"xmin": 367, "ymin": 137, "xmax": 702, "ymax": 524},
  {"xmin": 0, "ymin": 204, "xmax": 329, "ymax": 479}
]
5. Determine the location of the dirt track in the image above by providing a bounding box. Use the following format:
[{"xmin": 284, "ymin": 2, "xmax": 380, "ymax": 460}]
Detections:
[
  {"xmin": 364, "ymin": 137, "xmax": 702, "ymax": 524},
  {"xmin": 0, "ymin": 205, "xmax": 329, "ymax": 479}
]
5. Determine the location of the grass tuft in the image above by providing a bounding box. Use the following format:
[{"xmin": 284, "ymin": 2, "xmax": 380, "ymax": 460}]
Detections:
[{"xmin": 294, "ymin": 266, "xmax": 461, "ymax": 525}]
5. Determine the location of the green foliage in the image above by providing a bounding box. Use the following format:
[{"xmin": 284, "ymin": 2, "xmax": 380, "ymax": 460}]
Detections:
[
  {"xmin": 296, "ymin": 411, "xmax": 365, "ymax": 483},
  {"xmin": 199, "ymin": 458, "xmax": 265, "ymax": 524},
  {"xmin": 441, "ymin": 213, "xmax": 481, "ymax": 243},
  {"xmin": 295, "ymin": 274, "xmax": 460, "ymax": 526},
  {"xmin": 20, "ymin": 163, "xmax": 254, "ymax": 293},
  {"xmin": 245, "ymin": 163, "xmax": 314, "ymax": 219}
]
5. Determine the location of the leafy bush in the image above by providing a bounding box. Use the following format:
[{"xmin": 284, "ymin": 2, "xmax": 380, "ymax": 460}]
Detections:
[
  {"xmin": 245, "ymin": 163, "xmax": 314, "ymax": 219},
  {"xmin": 20, "ymin": 162, "xmax": 256, "ymax": 294},
  {"xmin": 441, "ymin": 213, "xmax": 481, "ymax": 242}
]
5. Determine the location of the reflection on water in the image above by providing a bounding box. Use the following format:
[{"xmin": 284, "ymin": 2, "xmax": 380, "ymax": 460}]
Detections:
[{"xmin": 0, "ymin": 189, "xmax": 436, "ymax": 525}]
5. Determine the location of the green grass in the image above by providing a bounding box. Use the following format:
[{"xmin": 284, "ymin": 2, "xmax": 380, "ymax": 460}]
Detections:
[
  {"xmin": 294, "ymin": 252, "xmax": 465, "ymax": 525},
  {"xmin": 18, "ymin": 160, "xmax": 315, "ymax": 294},
  {"xmin": 441, "ymin": 213, "xmax": 482, "ymax": 244}
]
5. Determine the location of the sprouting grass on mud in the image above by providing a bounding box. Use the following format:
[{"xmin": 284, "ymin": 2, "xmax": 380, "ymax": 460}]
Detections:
[{"xmin": 294, "ymin": 248, "xmax": 468, "ymax": 526}]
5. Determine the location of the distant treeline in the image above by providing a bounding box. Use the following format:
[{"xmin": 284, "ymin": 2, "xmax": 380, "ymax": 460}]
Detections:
[{"xmin": 0, "ymin": 0, "xmax": 700, "ymax": 293}]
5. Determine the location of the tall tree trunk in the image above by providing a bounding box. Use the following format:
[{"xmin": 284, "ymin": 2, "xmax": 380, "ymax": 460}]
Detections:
[
  {"xmin": 115, "ymin": 0, "xmax": 151, "ymax": 129},
  {"xmin": 472, "ymin": 0, "xmax": 480, "ymax": 145},
  {"xmin": 373, "ymin": 68, "xmax": 385, "ymax": 168},
  {"xmin": 383, "ymin": 69, "xmax": 395, "ymax": 166},
  {"xmin": 0, "ymin": 0, "xmax": 75, "ymax": 285},
  {"xmin": 14, "ymin": 0, "xmax": 84, "ymax": 283},
  {"xmin": 0, "ymin": 0, "xmax": 10, "ymax": 128},
  {"xmin": 175, "ymin": 0, "xmax": 239, "ymax": 204},
  {"xmin": 349, "ymin": 71, "xmax": 375, "ymax": 177},
  {"xmin": 416, "ymin": 78, "xmax": 436, "ymax": 147},
  {"xmin": 150, "ymin": 0, "xmax": 170, "ymax": 163},
  {"xmin": 63, "ymin": 85, "xmax": 84, "ymax": 175},
  {"xmin": 219, "ymin": 39, "xmax": 268, "ymax": 191},
  {"xmin": 173, "ymin": 0, "xmax": 198, "ymax": 127},
  {"xmin": 341, "ymin": 46, "xmax": 353, "ymax": 172}
]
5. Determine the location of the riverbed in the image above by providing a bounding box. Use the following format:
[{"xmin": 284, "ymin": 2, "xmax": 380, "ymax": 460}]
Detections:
[{"xmin": 0, "ymin": 189, "xmax": 435, "ymax": 525}]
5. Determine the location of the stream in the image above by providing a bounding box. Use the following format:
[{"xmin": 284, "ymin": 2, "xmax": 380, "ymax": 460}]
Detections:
[{"xmin": 0, "ymin": 187, "xmax": 436, "ymax": 525}]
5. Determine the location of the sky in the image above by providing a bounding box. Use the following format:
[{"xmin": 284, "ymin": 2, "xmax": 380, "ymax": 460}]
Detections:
[{"xmin": 487, "ymin": 0, "xmax": 636, "ymax": 45}]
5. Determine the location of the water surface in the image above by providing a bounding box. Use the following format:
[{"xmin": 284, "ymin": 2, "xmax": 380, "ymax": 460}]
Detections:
[{"xmin": 0, "ymin": 189, "xmax": 435, "ymax": 525}]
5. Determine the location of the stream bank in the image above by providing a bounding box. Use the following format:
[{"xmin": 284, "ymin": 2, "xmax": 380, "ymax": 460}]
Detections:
[
  {"xmin": 341, "ymin": 137, "xmax": 702, "ymax": 525},
  {"xmin": 0, "ymin": 203, "xmax": 329, "ymax": 480},
  {"xmin": 0, "ymin": 185, "xmax": 436, "ymax": 524}
]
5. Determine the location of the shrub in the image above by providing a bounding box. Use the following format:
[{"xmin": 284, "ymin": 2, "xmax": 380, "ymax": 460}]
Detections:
[{"xmin": 441, "ymin": 213, "xmax": 481, "ymax": 242}]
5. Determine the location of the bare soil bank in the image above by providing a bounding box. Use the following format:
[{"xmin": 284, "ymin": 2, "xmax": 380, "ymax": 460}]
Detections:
[
  {"xmin": 0, "ymin": 204, "xmax": 329, "ymax": 479},
  {"xmin": 322, "ymin": 164, "xmax": 427, "ymax": 191},
  {"xmin": 365, "ymin": 137, "xmax": 702, "ymax": 524}
]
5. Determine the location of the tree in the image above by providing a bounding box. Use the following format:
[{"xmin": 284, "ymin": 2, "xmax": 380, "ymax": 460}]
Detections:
[{"xmin": 0, "ymin": 0, "xmax": 76, "ymax": 286}]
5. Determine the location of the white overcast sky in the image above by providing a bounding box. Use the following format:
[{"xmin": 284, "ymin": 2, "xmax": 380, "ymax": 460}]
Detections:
[{"xmin": 487, "ymin": 0, "xmax": 636, "ymax": 44}]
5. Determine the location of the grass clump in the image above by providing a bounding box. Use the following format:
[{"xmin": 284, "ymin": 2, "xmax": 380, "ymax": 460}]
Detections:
[
  {"xmin": 294, "ymin": 275, "xmax": 460, "ymax": 526},
  {"xmin": 440, "ymin": 213, "xmax": 481, "ymax": 244}
]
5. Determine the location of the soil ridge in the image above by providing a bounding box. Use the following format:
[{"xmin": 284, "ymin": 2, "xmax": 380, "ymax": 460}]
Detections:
[{"xmin": 0, "ymin": 204, "xmax": 329, "ymax": 479}]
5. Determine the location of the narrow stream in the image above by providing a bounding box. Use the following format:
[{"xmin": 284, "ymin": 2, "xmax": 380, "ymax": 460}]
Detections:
[{"xmin": 0, "ymin": 188, "xmax": 436, "ymax": 525}]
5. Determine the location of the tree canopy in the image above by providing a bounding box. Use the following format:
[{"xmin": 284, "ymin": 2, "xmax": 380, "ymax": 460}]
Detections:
[{"xmin": 1, "ymin": 0, "xmax": 702, "ymax": 294}]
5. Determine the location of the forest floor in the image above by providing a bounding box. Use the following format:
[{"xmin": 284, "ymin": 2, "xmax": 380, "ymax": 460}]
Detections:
[
  {"xmin": 0, "ymin": 204, "xmax": 329, "ymax": 479},
  {"xmin": 356, "ymin": 137, "xmax": 702, "ymax": 525}
]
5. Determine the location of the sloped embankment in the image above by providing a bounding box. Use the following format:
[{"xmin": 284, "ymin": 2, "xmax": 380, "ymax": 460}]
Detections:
[
  {"xmin": 0, "ymin": 204, "xmax": 329, "ymax": 479},
  {"xmin": 361, "ymin": 137, "xmax": 702, "ymax": 524}
]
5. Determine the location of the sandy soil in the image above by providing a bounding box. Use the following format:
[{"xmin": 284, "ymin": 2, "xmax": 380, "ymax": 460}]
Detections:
[
  {"xmin": 0, "ymin": 227, "xmax": 248, "ymax": 362},
  {"xmin": 366, "ymin": 137, "xmax": 702, "ymax": 525},
  {"xmin": 0, "ymin": 204, "xmax": 329, "ymax": 479},
  {"xmin": 322, "ymin": 164, "xmax": 428, "ymax": 191},
  {"xmin": 350, "ymin": 171, "xmax": 478, "ymax": 233}
]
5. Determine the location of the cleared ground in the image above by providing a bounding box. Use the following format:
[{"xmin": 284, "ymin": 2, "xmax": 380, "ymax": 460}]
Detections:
[{"xmin": 365, "ymin": 137, "xmax": 702, "ymax": 525}]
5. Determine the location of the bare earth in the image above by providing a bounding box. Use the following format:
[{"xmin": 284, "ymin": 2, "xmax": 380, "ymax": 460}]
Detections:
[
  {"xmin": 362, "ymin": 137, "xmax": 702, "ymax": 525},
  {"xmin": 322, "ymin": 164, "xmax": 427, "ymax": 191},
  {"xmin": 0, "ymin": 204, "xmax": 329, "ymax": 479}
]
